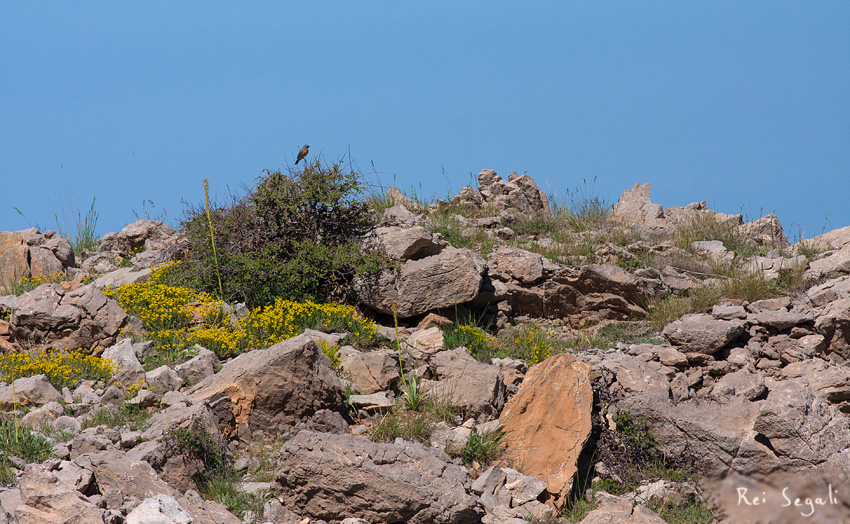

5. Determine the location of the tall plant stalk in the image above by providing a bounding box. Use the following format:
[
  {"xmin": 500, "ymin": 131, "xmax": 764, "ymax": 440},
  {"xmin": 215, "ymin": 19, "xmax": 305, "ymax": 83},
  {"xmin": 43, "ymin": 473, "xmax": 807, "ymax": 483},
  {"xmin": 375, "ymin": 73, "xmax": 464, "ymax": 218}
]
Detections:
[{"xmin": 203, "ymin": 180, "xmax": 224, "ymax": 300}]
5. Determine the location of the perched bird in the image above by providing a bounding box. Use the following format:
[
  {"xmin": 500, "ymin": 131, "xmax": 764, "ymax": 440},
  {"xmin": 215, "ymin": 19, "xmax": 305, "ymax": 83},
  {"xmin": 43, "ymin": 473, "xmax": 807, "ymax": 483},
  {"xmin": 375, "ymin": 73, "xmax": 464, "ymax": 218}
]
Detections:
[{"xmin": 295, "ymin": 144, "xmax": 310, "ymax": 165}]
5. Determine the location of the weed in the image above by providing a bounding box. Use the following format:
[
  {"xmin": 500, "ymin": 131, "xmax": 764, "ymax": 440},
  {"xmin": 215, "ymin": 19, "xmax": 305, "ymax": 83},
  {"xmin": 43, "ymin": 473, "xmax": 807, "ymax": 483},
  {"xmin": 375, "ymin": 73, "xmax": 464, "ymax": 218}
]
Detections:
[
  {"xmin": 370, "ymin": 409, "xmax": 434, "ymax": 444},
  {"xmin": 82, "ymin": 403, "xmax": 151, "ymax": 431},
  {"xmin": 442, "ymin": 321, "xmax": 496, "ymax": 362},
  {"xmin": 0, "ymin": 418, "xmax": 54, "ymax": 463},
  {"xmin": 494, "ymin": 323, "xmax": 572, "ymax": 365},
  {"xmin": 560, "ymin": 495, "xmax": 597, "ymax": 522},
  {"xmin": 647, "ymin": 494, "xmax": 715, "ymax": 524},
  {"xmin": 460, "ymin": 429, "xmax": 505, "ymax": 466},
  {"xmin": 400, "ymin": 374, "xmax": 425, "ymax": 411},
  {"xmin": 566, "ymin": 322, "xmax": 664, "ymax": 350},
  {"xmin": 674, "ymin": 213, "xmax": 755, "ymax": 258},
  {"xmin": 547, "ymin": 177, "xmax": 613, "ymax": 232},
  {"xmin": 53, "ymin": 193, "xmax": 99, "ymax": 255}
]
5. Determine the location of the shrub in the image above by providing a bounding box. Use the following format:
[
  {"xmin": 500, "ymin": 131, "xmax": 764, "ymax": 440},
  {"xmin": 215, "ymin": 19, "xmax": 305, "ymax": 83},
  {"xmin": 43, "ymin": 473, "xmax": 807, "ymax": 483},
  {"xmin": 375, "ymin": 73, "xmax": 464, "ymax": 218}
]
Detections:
[{"xmin": 175, "ymin": 158, "xmax": 386, "ymax": 307}]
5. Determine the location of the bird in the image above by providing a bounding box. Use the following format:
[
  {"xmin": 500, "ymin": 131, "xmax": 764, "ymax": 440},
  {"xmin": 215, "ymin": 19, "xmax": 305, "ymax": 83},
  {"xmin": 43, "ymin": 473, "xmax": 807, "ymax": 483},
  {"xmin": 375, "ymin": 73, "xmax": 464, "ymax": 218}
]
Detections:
[{"xmin": 295, "ymin": 144, "xmax": 310, "ymax": 165}]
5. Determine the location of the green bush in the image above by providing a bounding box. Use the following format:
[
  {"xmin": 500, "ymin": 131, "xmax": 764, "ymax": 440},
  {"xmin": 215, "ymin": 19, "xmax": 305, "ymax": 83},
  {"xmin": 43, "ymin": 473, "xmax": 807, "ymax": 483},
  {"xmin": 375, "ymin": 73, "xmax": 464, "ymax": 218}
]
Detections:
[{"xmin": 175, "ymin": 158, "xmax": 386, "ymax": 307}]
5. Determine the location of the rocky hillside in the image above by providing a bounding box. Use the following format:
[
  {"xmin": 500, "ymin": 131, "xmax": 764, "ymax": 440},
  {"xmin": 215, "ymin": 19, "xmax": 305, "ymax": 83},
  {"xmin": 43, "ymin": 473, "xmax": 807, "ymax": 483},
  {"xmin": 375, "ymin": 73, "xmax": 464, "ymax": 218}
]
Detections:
[{"xmin": 0, "ymin": 169, "xmax": 849, "ymax": 524}]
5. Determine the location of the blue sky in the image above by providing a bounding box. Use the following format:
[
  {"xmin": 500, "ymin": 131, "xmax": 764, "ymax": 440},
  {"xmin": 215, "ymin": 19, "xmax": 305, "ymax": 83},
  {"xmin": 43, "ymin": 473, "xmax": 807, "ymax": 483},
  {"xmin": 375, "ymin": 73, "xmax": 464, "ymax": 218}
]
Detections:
[{"xmin": 1, "ymin": 2, "xmax": 848, "ymax": 241}]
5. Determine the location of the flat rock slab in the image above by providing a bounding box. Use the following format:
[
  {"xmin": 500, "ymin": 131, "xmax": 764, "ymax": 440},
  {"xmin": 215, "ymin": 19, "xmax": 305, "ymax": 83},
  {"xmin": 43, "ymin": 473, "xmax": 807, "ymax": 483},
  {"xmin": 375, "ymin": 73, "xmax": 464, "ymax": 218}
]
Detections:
[
  {"xmin": 662, "ymin": 313, "xmax": 745, "ymax": 354},
  {"xmin": 274, "ymin": 430, "xmax": 482, "ymax": 524},
  {"xmin": 499, "ymin": 353, "xmax": 593, "ymax": 508}
]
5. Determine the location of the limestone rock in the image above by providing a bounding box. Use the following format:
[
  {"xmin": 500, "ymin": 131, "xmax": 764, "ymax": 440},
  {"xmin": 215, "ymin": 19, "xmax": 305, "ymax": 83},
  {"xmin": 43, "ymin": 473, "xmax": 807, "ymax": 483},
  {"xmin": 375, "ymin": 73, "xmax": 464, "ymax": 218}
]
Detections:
[
  {"xmin": 126, "ymin": 494, "xmax": 192, "ymax": 524},
  {"xmin": 0, "ymin": 375, "xmax": 61, "ymax": 407},
  {"xmin": 339, "ymin": 347, "xmax": 399, "ymax": 395},
  {"xmin": 274, "ymin": 430, "xmax": 482, "ymax": 524},
  {"xmin": 662, "ymin": 314, "xmax": 745, "ymax": 354},
  {"xmin": 487, "ymin": 247, "xmax": 547, "ymax": 285},
  {"xmin": 499, "ymin": 353, "xmax": 593, "ymax": 507},
  {"xmin": 737, "ymin": 213, "xmax": 789, "ymax": 248},
  {"xmin": 477, "ymin": 170, "xmax": 549, "ymax": 215},
  {"xmin": 363, "ymin": 226, "xmax": 446, "ymax": 261},
  {"xmin": 354, "ymin": 248, "xmax": 486, "ymax": 318},
  {"xmin": 427, "ymin": 348, "xmax": 506, "ymax": 419},
  {"xmin": 186, "ymin": 335, "xmax": 345, "ymax": 436},
  {"xmin": 611, "ymin": 183, "xmax": 666, "ymax": 231}
]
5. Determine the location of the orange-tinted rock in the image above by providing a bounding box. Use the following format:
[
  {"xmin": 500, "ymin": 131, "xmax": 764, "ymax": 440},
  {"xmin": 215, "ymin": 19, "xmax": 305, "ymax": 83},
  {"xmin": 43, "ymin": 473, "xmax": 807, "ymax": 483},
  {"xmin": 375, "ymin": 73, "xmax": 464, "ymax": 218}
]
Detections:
[{"xmin": 499, "ymin": 353, "xmax": 593, "ymax": 508}]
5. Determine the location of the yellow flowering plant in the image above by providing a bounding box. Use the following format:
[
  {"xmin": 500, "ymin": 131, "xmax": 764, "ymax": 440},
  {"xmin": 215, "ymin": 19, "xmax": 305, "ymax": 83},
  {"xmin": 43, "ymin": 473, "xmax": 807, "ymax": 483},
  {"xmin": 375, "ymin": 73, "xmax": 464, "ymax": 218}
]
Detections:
[
  {"xmin": 106, "ymin": 263, "xmax": 378, "ymax": 360},
  {"xmin": 0, "ymin": 349, "xmax": 116, "ymax": 390}
]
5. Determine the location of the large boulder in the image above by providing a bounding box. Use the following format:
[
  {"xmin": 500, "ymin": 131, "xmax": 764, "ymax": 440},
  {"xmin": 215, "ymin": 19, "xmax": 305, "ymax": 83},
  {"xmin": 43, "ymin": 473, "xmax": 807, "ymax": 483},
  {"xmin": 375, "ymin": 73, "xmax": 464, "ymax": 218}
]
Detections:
[
  {"xmin": 273, "ymin": 430, "xmax": 482, "ymax": 524},
  {"xmin": 186, "ymin": 335, "xmax": 345, "ymax": 437},
  {"xmin": 499, "ymin": 353, "xmax": 593, "ymax": 508},
  {"xmin": 3, "ymin": 283, "xmax": 128, "ymax": 351},
  {"xmin": 354, "ymin": 247, "xmax": 486, "ymax": 317}
]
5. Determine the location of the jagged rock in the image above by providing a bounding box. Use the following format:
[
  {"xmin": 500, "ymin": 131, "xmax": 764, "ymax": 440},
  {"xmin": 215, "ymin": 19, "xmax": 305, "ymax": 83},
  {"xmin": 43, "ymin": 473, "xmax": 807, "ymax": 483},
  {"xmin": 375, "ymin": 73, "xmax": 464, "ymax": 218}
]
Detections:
[
  {"xmin": 127, "ymin": 403, "xmax": 227, "ymax": 492},
  {"xmin": 611, "ymin": 183, "xmax": 666, "ymax": 231},
  {"xmin": 354, "ymin": 247, "xmax": 486, "ymax": 318},
  {"xmin": 0, "ymin": 230, "xmax": 75, "ymax": 286},
  {"xmin": 499, "ymin": 354, "xmax": 593, "ymax": 508},
  {"xmin": 172, "ymin": 347, "xmax": 219, "ymax": 386},
  {"xmin": 363, "ymin": 226, "xmax": 446, "ymax": 261},
  {"xmin": 339, "ymin": 347, "xmax": 399, "ymax": 395},
  {"xmin": 348, "ymin": 391, "xmax": 395, "ymax": 412},
  {"xmin": 477, "ymin": 170, "xmax": 549, "ymax": 215},
  {"xmin": 274, "ymin": 430, "xmax": 482, "ymax": 524},
  {"xmin": 86, "ymin": 451, "xmax": 240, "ymax": 524},
  {"xmin": 662, "ymin": 313, "xmax": 746, "ymax": 354},
  {"xmin": 93, "ymin": 267, "xmax": 152, "ymax": 289},
  {"xmin": 186, "ymin": 335, "xmax": 345, "ymax": 437},
  {"xmin": 384, "ymin": 190, "xmax": 419, "ymax": 214},
  {"xmin": 691, "ymin": 240, "xmax": 729, "ymax": 260},
  {"xmin": 4, "ymin": 283, "xmax": 127, "ymax": 350},
  {"xmin": 404, "ymin": 327, "xmax": 445, "ymax": 360},
  {"xmin": 97, "ymin": 220, "xmax": 176, "ymax": 257},
  {"xmin": 752, "ymin": 308, "xmax": 813, "ymax": 330},
  {"xmin": 745, "ymin": 252, "xmax": 808, "ymax": 280},
  {"xmin": 709, "ymin": 368, "xmax": 766, "ymax": 401},
  {"xmin": 737, "ymin": 213, "xmax": 789, "ymax": 247},
  {"xmin": 426, "ymin": 348, "xmax": 506, "ymax": 419},
  {"xmin": 802, "ymin": 224, "xmax": 850, "ymax": 252}
]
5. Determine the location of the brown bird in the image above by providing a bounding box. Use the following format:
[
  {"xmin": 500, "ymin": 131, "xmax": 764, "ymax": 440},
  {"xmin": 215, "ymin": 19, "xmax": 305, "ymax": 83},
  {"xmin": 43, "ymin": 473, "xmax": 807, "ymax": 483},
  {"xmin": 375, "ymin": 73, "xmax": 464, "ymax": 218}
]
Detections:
[{"xmin": 295, "ymin": 144, "xmax": 310, "ymax": 165}]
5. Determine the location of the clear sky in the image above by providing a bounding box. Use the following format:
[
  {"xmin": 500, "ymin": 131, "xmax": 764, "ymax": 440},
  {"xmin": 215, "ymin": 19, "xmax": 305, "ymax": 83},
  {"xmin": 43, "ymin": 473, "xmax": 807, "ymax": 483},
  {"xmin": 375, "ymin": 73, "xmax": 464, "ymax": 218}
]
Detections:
[{"xmin": 2, "ymin": 2, "xmax": 848, "ymax": 241}]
